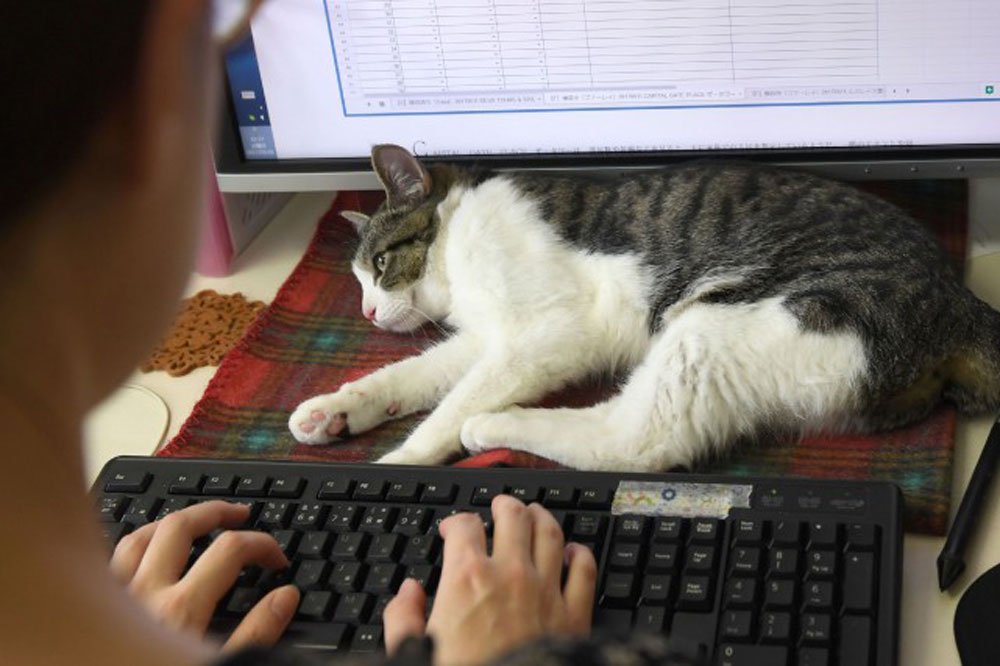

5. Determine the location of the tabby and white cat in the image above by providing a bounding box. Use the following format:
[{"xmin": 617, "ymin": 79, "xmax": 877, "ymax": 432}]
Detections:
[{"xmin": 288, "ymin": 144, "xmax": 1000, "ymax": 470}]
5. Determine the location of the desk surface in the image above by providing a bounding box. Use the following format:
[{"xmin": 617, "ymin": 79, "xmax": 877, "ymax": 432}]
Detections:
[{"xmin": 85, "ymin": 192, "xmax": 1000, "ymax": 665}]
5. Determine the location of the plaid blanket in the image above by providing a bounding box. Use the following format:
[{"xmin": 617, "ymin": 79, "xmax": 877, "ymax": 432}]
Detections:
[{"xmin": 160, "ymin": 181, "xmax": 969, "ymax": 535}]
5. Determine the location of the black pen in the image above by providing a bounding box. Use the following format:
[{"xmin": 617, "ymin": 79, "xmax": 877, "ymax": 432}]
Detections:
[{"xmin": 938, "ymin": 414, "xmax": 1000, "ymax": 591}]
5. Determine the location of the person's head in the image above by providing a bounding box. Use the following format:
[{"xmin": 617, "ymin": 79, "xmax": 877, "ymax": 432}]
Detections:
[{"xmin": 0, "ymin": 2, "xmax": 226, "ymax": 412}]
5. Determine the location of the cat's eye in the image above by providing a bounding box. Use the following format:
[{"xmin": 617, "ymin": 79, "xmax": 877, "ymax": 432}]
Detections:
[{"xmin": 374, "ymin": 253, "xmax": 388, "ymax": 272}]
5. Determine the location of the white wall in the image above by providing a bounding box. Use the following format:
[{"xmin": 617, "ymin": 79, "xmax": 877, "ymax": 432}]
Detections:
[{"xmin": 970, "ymin": 177, "xmax": 1000, "ymax": 257}]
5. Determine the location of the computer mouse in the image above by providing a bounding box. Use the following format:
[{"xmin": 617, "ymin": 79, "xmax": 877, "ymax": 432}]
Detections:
[{"xmin": 955, "ymin": 560, "xmax": 1000, "ymax": 665}]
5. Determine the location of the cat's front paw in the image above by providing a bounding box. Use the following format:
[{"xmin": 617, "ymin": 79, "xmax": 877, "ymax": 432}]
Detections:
[
  {"xmin": 376, "ymin": 447, "xmax": 438, "ymax": 466},
  {"xmin": 289, "ymin": 385, "xmax": 398, "ymax": 445},
  {"xmin": 460, "ymin": 411, "xmax": 519, "ymax": 454}
]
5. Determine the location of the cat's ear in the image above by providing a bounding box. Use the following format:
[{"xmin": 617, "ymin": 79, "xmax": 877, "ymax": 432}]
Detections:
[
  {"xmin": 341, "ymin": 210, "xmax": 370, "ymax": 234},
  {"xmin": 371, "ymin": 144, "xmax": 432, "ymax": 205}
]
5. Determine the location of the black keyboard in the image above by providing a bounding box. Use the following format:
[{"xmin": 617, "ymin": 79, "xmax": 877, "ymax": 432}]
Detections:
[{"xmin": 93, "ymin": 457, "xmax": 902, "ymax": 665}]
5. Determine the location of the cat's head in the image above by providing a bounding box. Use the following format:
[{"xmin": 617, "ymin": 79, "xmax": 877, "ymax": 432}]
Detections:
[{"xmin": 343, "ymin": 145, "xmax": 452, "ymax": 332}]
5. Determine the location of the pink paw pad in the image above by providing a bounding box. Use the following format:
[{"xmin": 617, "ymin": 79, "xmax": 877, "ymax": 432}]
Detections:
[
  {"xmin": 310, "ymin": 410, "xmax": 326, "ymax": 422},
  {"xmin": 299, "ymin": 422, "xmax": 316, "ymax": 434},
  {"xmin": 386, "ymin": 401, "xmax": 401, "ymax": 416}
]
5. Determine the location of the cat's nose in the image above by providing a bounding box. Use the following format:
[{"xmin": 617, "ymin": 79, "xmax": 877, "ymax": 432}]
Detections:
[{"xmin": 364, "ymin": 307, "xmax": 376, "ymax": 321}]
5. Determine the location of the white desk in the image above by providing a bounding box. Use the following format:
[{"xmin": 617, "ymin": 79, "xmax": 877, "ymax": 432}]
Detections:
[{"xmin": 85, "ymin": 192, "xmax": 1000, "ymax": 665}]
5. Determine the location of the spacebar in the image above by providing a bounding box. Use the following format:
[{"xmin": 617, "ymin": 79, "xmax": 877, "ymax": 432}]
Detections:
[
  {"xmin": 283, "ymin": 622, "xmax": 352, "ymax": 652},
  {"xmin": 716, "ymin": 644, "xmax": 787, "ymax": 666}
]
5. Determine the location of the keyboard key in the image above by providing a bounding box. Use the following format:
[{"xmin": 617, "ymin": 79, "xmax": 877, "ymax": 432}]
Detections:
[
  {"xmin": 720, "ymin": 610, "xmax": 754, "ymax": 641},
  {"xmin": 471, "ymin": 483, "xmax": 506, "ymax": 506},
  {"xmin": 369, "ymin": 596, "xmax": 393, "ymax": 625},
  {"xmin": 800, "ymin": 613, "xmax": 832, "ymax": 645},
  {"xmin": 235, "ymin": 474, "xmax": 269, "ymax": 497},
  {"xmin": 843, "ymin": 551, "xmax": 876, "ymax": 613},
  {"xmin": 614, "ymin": 515, "xmax": 650, "ymax": 541},
  {"xmin": 798, "ymin": 647, "xmax": 831, "ymax": 666},
  {"xmin": 420, "ymin": 482, "xmax": 456, "ymax": 504},
  {"xmin": 317, "ymin": 478, "xmax": 354, "ymax": 500},
  {"xmin": 386, "ymin": 481, "xmax": 421, "ymax": 502},
  {"xmin": 359, "ymin": 506, "xmax": 396, "ymax": 533},
  {"xmin": 352, "ymin": 480, "xmax": 386, "ymax": 501},
  {"xmin": 768, "ymin": 548, "xmax": 799, "ymax": 578},
  {"xmin": 257, "ymin": 501, "xmax": 294, "ymax": 528},
  {"xmin": 351, "ymin": 625, "xmax": 383, "ymax": 652},
  {"xmin": 271, "ymin": 530, "xmax": 300, "ymax": 557},
  {"xmin": 330, "ymin": 561, "xmax": 365, "ymax": 592},
  {"xmin": 225, "ymin": 587, "xmax": 260, "ymax": 615},
  {"xmin": 156, "ymin": 497, "xmax": 193, "ymax": 520},
  {"xmin": 759, "ymin": 612, "xmax": 791, "ymax": 643},
  {"xmin": 838, "ymin": 615, "xmax": 872, "ymax": 666},
  {"xmin": 806, "ymin": 550, "xmax": 837, "ymax": 579},
  {"xmin": 269, "ymin": 476, "xmax": 305, "ymax": 498},
  {"xmin": 729, "ymin": 547, "xmax": 761, "ymax": 576},
  {"xmin": 365, "ymin": 563, "xmax": 403, "ymax": 595},
  {"xmin": 331, "ymin": 532, "xmax": 369, "ymax": 561},
  {"xmin": 802, "ymin": 581, "xmax": 834, "ymax": 610},
  {"xmin": 676, "ymin": 577, "xmax": 712, "ymax": 611},
  {"xmin": 334, "ymin": 592, "xmax": 373, "ymax": 623},
  {"xmin": 579, "ymin": 488, "xmax": 611, "ymax": 509},
  {"xmin": 609, "ymin": 543, "xmax": 641, "ymax": 570},
  {"xmin": 105, "ymin": 471, "xmax": 152, "ymax": 494},
  {"xmin": 542, "ymin": 486, "xmax": 576, "ymax": 507},
  {"xmin": 847, "ymin": 523, "xmax": 879, "ymax": 551},
  {"xmin": 684, "ymin": 545, "xmax": 715, "ymax": 573},
  {"xmin": 298, "ymin": 531, "xmax": 333, "ymax": 559},
  {"xmin": 202, "ymin": 474, "xmax": 237, "ymax": 495},
  {"xmin": 646, "ymin": 543, "xmax": 679, "ymax": 573},
  {"xmin": 169, "ymin": 474, "xmax": 204, "ymax": 495},
  {"xmin": 401, "ymin": 535, "xmax": 440, "ymax": 565},
  {"xmin": 569, "ymin": 514, "xmax": 606, "ymax": 542},
  {"xmin": 405, "ymin": 564, "xmax": 439, "ymax": 594},
  {"xmin": 509, "ymin": 485, "xmax": 541, "ymax": 503},
  {"xmin": 294, "ymin": 560, "xmax": 331, "ymax": 590},
  {"xmin": 634, "ymin": 605, "xmax": 667, "ymax": 632},
  {"xmin": 807, "ymin": 521, "xmax": 839, "ymax": 550},
  {"xmin": 285, "ymin": 623, "xmax": 350, "ymax": 651},
  {"xmin": 298, "ymin": 590, "xmax": 335, "ymax": 621},
  {"xmin": 600, "ymin": 572, "xmax": 637, "ymax": 608},
  {"xmin": 717, "ymin": 644, "xmax": 787, "ymax": 666},
  {"xmin": 98, "ymin": 496, "xmax": 129, "ymax": 522},
  {"xmin": 724, "ymin": 578, "xmax": 757, "ymax": 609},
  {"xmin": 689, "ymin": 519, "xmax": 720, "ymax": 543},
  {"xmin": 771, "ymin": 520, "xmax": 802, "ymax": 547},
  {"xmin": 369, "ymin": 533, "xmax": 404, "ymax": 562},
  {"xmin": 764, "ymin": 579, "xmax": 795, "ymax": 609},
  {"xmin": 292, "ymin": 503, "xmax": 328, "ymax": 529},
  {"xmin": 639, "ymin": 575, "xmax": 672, "ymax": 605},
  {"xmin": 325, "ymin": 505, "xmax": 360, "ymax": 532},
  {"xmin": 651, "ymin": 517, "xmax": 684, "ymax": 542},
  {"xmin": 393, "ymin": 506, "xmax": 431, "ymax": 536},
  {"xmin": 732, "ymin": 519, "xmax": 764, "ymax": 544}
]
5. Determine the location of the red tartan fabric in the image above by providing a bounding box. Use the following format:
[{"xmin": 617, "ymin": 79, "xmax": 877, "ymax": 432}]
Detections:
[{"xmin": 160, "ymin": 182, "xmax": 969, "ymax": 535}]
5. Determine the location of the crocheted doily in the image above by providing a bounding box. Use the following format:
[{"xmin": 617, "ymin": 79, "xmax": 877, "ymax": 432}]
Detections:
[{"xmin": 141, "ymin": 289, "xmax": 265, "ymax": 377}]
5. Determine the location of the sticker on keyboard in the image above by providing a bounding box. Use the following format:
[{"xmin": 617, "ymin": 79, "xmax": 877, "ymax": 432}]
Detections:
[{"xmin": 612, "ymin": 481, "xmax": 753, "ymax": 519}]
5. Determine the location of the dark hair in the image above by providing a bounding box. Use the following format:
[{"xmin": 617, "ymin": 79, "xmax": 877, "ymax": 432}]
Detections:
[{"xmin": 0, "ymin": 3, "xmax": 151, "ymax": 223}]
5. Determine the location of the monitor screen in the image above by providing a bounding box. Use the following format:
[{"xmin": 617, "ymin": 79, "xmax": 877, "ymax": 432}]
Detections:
[{"xmin": 216, "ymin": 0, "xmax": 1000, "ymax": 188}]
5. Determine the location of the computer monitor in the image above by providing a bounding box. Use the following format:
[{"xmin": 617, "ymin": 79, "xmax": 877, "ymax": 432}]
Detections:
[{"xmin": 214, "ymin": 0, "xmax": 1000, "ymax": 192}]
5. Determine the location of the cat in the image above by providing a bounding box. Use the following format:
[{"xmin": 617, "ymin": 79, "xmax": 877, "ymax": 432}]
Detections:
[{"xmin": 288, "ymin": 144, "xmax": 1000, "ymax": 470}]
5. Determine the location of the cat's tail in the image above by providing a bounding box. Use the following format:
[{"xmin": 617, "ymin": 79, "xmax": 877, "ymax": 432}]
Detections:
[{"xmin": 943, "ymin": 296, "xmax": 1000, "ymax": 414}]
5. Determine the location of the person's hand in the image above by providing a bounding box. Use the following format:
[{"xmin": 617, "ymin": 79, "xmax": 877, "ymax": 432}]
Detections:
[
  {"xmin": 109, "ymin": 500, "xmax": 300, "ymax": 651},
  {"xmin": 384, "ymin": 495, "xmax": 598, "ymax": 666}
]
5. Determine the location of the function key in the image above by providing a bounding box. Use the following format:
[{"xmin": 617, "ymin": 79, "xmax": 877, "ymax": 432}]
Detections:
[
  {"xmin": 471, "ymin": 483, "xmax": 507, "ymax": 506},
  {"xmin": 689, "ymin": 518, "xmax": 720, "ymax": 543},
  {"xmin": 354, "ymin": 480, "xmax": 387, "ymax": 501},
  {"xmin": 105, "ymin": 471, "xmax": 151, "ymax": 494},
  {"xmin": 168, "ymin": 474, "xmax": 203, "ymax": 495},
  {"xmin": 420, "ymin": 482, "xmax": 457, "ymax": 504},
  {"xmin": 579, "ymin": 488, "xmax": 612, "ymax": 510},
  {"xmin": 317, "ymin": 478, "xmax": 354, "ymax": 500},
  {"xmin": 509, "ymin": 485, "xmax": 541, "ymax": 504},
  {"xmin": 202, "ymin": 474, "xmax": 238, "ymax": 495},
  {"xmin": 772, "ymin": 520, "xmax": 803, "ymax": 547},
  {"xmin": 807, "ymin": 522, "xmax": 839, "ymax": 550},
  {"xmin": 846, "ymin": 523, "xmax": 879, "ymax": 551},
  {"xmin": 269, "ymin": 476, "xmax": 305, "ymax": 498},
  {"xmin": 235, "ymin": 475, "xmax": 270, "ymax": 497},
  {"xmin": 542, "ymin": 486, "xmax": 576, "ymax": 508},
  {"xmin": 732, "ymin": 519, "xmax": 764, "ymax": 545},
  {"xmin": 386, "ymin": 481, "xmax": 421, "ymax": 503},
  {"xmin": 614, "ymin": 515, "xmax": 650, "ymax": 542},
  {"xmin": 652, "ymin": 517, "xmax": 684, "ymax": 542}
]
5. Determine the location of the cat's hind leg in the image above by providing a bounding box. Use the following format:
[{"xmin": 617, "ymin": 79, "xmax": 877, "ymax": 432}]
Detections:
[{"xmin": 461, "ymin": 297, "xmax": 868, "ymax": 471}]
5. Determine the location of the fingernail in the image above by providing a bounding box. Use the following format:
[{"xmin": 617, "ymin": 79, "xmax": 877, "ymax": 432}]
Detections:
[{"xmin": 270, "ymin": 586, "xmax": 299, "ymax": 619}]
